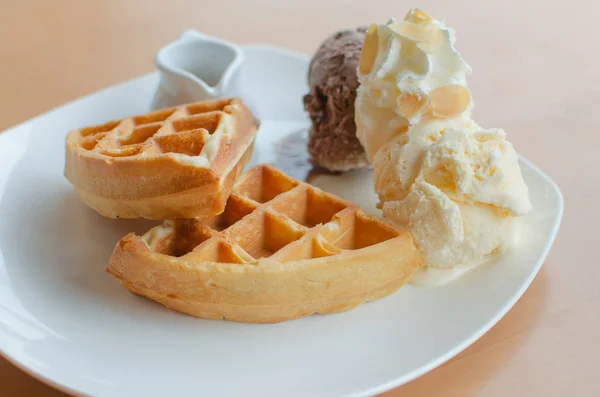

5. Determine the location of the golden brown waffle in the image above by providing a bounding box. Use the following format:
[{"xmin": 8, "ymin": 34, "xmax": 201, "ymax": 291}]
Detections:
[
  {"xmin": 107, "ymin": 164, "xmax": 422, "ymax": 323},
  {"xmin": 64, "ymin": 98, "xmax": 258, "ymax": 219}
]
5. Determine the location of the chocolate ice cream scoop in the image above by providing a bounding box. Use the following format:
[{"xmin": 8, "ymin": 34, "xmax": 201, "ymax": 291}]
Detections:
[{"xmin": 303, "ymin": 27, "xmax": 369, "ymax": 172}]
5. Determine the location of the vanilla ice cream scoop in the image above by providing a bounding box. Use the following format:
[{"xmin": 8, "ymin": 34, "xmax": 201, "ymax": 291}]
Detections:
[
  {"xmin": 373, "ymin": 117, "xmax": 475, "ymax": 203},
  {"xmin": 379, "ymin": 119, "xmax": 531, "ymax": 271},
  {"xmin": 355, "ymin": 9, "xmax": 472, "ymax": 160},
  {"xmin": 419, "ymin": 126, "xmax": 531, "ymax": 216}
]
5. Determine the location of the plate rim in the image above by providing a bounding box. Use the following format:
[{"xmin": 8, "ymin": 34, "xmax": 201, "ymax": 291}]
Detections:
[{"xmin": 0, "ymin": 43, "xmax": 564, "ymax": 397}]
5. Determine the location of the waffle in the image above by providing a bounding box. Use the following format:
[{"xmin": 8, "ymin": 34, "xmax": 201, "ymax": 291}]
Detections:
[
  {"xmin": 64, "ymin": 98, "xmax": 259, "ymax": 219},
  {"xmin": 107, "ymin": 164, "xmax": 422, "ymax": 323}
]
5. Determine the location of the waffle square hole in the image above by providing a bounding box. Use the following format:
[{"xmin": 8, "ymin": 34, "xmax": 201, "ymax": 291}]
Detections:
[
  {"xmin": 100, "ymin": 146, "xmax": 142, "ymax": 157},
  {"xmin": 225, "ymin": 211, "xmax": 305, "ymax": 259},
  {"xmin": 272, "ymin": 187, "xmax": 348, "ymax": 228},
  {"xmin": 79, "ymin": 120, "xmax": 120, "ymax": 137},
  {"xmin": 186, "ymin": 98, "xmax": 231, "ymax": 115},
  {"xmin": 272, "ymin": 235, "xmax": 341, "ymax": 262},
  {"xmin": 326, "ymin": 212, "xmax": 400, "ymax": 250},
  {"xmin": 209, "ymin": 195, "xmax": 258, "ymax": 231},
  {"xmin": 158, "ymin": 220, "xmax": 213, "ymax": 257},
  {"xmin": 181, "ymin": 239, "xmax": 252, "ymax": 264},
  {"xmin": 236, "ymin": 166, "xmax": 299, "ymax": 204},
  {"xmin": 216, "ymin": 241, "xmax": 255, "ymax": 264},
  {"xmin": 119, "ymin": 123, "xmax": 162, "ymax": 146},
  {"xmin": 153, "ymin": 129, "xmax": 207, "ymax": 156},
  {"xmin": 132, "ymin": 108, "xmax": 176, "ymax": 125},
  {"xmin": 172, "ymin": 112, "xmax": 221, "ymax": 134},
  {"xmin": 80, "ymin": 134, "xmax": 106, "ymax": 150}
]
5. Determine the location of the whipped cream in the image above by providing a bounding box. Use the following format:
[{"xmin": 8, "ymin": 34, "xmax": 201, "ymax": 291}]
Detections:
[{"xmin": 356, "ymin": 9, "xmax": 472, "ymax": 160}]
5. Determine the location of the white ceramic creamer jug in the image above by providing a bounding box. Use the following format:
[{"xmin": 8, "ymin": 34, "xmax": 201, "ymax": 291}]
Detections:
[{"xmin": 150, "ymin": 30, "xmax": 244, "ymax": 110}]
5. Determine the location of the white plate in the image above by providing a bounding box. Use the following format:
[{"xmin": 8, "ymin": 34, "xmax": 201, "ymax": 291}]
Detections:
[{"xmin": 0, "ymin": 45, "xmax": 563, "ymax": 397}]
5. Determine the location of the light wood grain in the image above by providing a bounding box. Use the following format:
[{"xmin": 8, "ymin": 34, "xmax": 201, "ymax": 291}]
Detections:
[{"xmin": 0, "ymin": 0, "xmax": 597, "ymax": 396}]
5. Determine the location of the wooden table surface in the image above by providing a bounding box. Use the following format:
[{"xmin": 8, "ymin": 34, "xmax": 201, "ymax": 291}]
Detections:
[{"xmin": 0, "ymin": 0, "xmax": 597, "ymax": 396}]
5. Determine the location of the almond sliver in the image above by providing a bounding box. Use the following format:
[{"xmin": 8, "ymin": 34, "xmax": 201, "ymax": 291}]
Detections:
[
  {"xmin": 430, "ymin": 85, "xmax": 471, "ymax": 117},
  {"xmin": 358, "ymin": 24, "xmax": 379, "ymax": 75},
  {"xmin": 404, "ymin": 8, "xmax": 433, "ymax": 24},
  {"xmin": 388, "ymin": 21, "xmax": 438, "ymax": 43}
]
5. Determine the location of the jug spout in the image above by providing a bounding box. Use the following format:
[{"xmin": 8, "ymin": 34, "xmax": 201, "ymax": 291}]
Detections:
[{"xmin": 151, "ymin": 30, "xmax": 244, "ymax": 110}]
